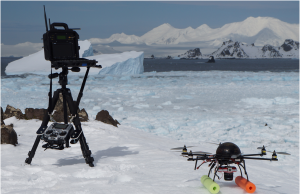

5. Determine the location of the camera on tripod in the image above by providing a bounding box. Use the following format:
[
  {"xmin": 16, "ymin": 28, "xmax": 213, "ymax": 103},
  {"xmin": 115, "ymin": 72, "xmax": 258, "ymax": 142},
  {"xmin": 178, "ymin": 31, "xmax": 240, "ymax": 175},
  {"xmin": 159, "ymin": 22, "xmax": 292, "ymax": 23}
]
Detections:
[
  {"xmin": 25, "ymin": 6, "xmax": 100, "ymax": 167},
  {"xmin": 43, "ymin": 22, "xmax": 80, "ymax": 61},
  {"xmin": 42, "ymin": 5, "xmax": 100, "ymax": 70}
]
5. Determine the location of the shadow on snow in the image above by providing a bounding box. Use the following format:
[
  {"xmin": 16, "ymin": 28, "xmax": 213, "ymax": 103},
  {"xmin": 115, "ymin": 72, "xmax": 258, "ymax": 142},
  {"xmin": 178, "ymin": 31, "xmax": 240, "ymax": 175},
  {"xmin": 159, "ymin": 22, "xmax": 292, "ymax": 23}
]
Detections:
[{"xmin": 53, "ymin": 146, "xmax": 139, "ymax": 167}]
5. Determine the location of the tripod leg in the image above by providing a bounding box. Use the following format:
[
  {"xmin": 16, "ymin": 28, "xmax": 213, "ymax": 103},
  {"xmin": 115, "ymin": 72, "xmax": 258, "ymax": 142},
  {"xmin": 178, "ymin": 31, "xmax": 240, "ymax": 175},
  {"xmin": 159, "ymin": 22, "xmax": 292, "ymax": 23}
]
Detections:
[
  {"xmin": 25, "ymin": 136, "xmax": 42, "ymax": 164},
  {"xmin": 25, "ymin": 89, "xmax": 61, "ymax": 164},
  {"xmin": 78, "ymin": 127, "xmax": 94, "ymax": 167},
  {"xmin": 63, "ymin": 89, "xmax": 94, "ymax": 167}
]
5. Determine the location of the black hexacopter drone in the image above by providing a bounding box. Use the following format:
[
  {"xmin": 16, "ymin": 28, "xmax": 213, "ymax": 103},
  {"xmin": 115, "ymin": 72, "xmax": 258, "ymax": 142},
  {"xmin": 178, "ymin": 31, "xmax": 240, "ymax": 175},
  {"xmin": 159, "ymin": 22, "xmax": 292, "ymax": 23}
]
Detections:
[{"xmin": 171, "ymin": 142, "xmax": 290, "ymax": 193}]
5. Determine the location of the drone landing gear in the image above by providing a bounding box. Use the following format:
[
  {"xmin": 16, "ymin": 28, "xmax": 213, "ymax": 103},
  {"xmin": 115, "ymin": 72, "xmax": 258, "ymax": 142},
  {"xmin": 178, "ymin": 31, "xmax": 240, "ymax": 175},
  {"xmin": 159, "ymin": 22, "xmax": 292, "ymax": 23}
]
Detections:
[
  {"xmin": 235, "ymin": 160, "xmax": 256, "ymax": 193},
  {"xmin": 201, "ymin": 175, "xmax": 220, "ymax": 194},
  {"xmin": 25, "ymin": 67, "xmax": 94, "ymax": 167},
  {"xmin": 235, "ymin": 176, "xmax": 256, "ymax": 193},
  {"xmin": 203, "ymin": 160, "xmax": 256, "ymax": 193}
]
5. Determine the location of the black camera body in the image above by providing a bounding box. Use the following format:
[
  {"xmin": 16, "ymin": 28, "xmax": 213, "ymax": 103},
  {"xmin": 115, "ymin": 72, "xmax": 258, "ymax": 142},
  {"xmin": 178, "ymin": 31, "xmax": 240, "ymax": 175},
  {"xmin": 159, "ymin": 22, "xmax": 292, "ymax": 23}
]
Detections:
[
  {"xmin": 43, "ymin": 23, "xmax": 80, "ymax": 61},
  {"xmin": 42, "ymin": 6, "xmax": 100, "ymax": 69}
]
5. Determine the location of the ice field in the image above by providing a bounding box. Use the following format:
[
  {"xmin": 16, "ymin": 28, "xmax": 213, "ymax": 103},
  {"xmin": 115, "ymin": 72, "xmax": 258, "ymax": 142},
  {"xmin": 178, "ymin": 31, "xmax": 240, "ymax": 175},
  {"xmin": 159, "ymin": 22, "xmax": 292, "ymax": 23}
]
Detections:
[{"xmin": 1, "ymin": 70, "xmax": 299, "ymax": 194}]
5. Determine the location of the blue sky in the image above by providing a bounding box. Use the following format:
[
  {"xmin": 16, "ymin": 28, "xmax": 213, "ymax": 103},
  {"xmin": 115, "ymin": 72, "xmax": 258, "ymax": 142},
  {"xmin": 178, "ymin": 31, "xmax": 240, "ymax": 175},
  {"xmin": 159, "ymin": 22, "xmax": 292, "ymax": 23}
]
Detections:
[{"xmin": 1, "ymin": 1, "xmax": 299, "ymax": 45}]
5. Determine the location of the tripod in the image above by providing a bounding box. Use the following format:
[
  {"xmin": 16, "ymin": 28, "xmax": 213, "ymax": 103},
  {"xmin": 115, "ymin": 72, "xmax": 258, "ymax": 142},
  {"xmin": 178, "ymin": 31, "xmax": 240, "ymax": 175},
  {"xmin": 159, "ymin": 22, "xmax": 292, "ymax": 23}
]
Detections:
[{"xmin": 25, "ymin": 66, "xmax": 95, "ymax": 167}]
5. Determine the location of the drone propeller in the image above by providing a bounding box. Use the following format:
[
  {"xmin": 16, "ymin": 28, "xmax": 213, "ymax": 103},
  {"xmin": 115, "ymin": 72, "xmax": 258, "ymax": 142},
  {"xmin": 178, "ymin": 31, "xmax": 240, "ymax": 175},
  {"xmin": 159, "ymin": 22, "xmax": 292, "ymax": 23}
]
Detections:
[
  {"xmin": 181, "ymin": 150, "xmax": 212, "ymax": 157},
  {"xmin": 206, "ymin": 142, "xmax": 221, "ymax": 145},
  {"xmin": 267, "ymin": 150, "xmax": 291, "ymax": 155},
  {"xmin": 170, "ymin": 145, "xmax": 195, "ymax": 150},
  {"xmin": 257, "ymin": 146, "xmax": 290, "ymax": 155}
]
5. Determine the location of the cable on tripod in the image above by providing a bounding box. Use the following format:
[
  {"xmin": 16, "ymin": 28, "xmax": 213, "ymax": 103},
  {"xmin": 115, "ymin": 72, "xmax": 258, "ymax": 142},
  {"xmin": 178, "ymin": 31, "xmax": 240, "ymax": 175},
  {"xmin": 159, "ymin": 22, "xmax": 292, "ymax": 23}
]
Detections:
[{"xmin": 48, "ymin": 67, "xmax": 53, "ymax": 116}]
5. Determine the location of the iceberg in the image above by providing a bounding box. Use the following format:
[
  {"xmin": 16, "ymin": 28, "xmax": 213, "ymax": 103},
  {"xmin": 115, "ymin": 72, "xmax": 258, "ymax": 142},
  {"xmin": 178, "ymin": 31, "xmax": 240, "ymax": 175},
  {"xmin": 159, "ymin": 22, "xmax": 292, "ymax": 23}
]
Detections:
[
  {"xmin": 96, "ymin": 51, "xmax": 144, "ymax": 75},
  {"xmin": 5, "ymin": 40, "xmax": 94, "ymax": 75},
  {"xmin": 5, "ymin": 40, "xmax": 144, "ymax": 76}
]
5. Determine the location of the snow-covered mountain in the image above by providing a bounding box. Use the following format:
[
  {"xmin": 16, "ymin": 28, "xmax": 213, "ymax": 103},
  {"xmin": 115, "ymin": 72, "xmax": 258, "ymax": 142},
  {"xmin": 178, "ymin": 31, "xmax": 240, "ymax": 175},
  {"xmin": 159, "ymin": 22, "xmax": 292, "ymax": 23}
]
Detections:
[
  {"xmin": 89, "ymin": 17, "xmax": 299, "ymax": 47},
  {"xmin": 204, "ymin": 39, "xmax": 299, "ymax": 58}
]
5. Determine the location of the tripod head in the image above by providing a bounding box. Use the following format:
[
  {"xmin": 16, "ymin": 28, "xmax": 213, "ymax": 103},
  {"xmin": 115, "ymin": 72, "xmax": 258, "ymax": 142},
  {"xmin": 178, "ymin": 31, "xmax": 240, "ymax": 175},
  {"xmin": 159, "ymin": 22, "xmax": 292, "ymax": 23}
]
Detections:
[
  {"xmin": 48, "ymin": 66, "xmax": 83, "ymax": 87},
  {"xmin": 48, "ymin": 67, "xmax": 70, "ymax": 87}
]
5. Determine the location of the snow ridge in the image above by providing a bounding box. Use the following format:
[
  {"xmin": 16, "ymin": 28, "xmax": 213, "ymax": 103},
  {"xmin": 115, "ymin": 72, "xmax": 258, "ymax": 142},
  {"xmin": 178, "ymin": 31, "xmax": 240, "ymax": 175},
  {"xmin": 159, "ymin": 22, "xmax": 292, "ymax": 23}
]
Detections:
[{"xmin": 89, "ymin": 17, "xmax": 299, "ymax": 47}]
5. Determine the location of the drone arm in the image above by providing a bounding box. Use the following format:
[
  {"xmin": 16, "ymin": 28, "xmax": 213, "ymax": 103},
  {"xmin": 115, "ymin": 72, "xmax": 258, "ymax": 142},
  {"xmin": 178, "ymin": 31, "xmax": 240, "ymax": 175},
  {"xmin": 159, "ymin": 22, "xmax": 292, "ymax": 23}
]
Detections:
[
  {"xmin": 242, "ymin": 154, "xmax": 263, "ymax": 157},
  {"xmin": 243, "ymin": 156, "xmax": 277, "ymax": 161}
]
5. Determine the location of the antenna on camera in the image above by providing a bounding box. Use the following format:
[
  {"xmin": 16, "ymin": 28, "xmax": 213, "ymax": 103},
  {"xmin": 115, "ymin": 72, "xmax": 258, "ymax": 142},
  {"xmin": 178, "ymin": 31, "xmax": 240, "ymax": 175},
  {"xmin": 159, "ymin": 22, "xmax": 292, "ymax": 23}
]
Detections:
[{"xmin": 43, "ymin": 5, "xmax": 49, "ymax": 32}]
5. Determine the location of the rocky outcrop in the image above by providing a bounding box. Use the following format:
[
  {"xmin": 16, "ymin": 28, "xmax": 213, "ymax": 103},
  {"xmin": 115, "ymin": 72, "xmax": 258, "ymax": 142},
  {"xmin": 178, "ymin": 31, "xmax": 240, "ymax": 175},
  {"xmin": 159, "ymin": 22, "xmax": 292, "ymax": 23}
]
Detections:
[
  {"xmin": 213, "ymin": 40, "xmax": 249, "ymax": 58},
  {"xmin": 1, "ymin": 124, "xmax": 18, "ymax": 146},
  {"xmin": 25, "ymin": 108, "xmax": 47, "ymax": 120},
  {"xmin": 2, "ymin": 98, "xmax": 88, "ymax": 122},
  {"xmin": 3, "ymin": 105, "xmax": 24, "ymax": 120},
  {"xmin": 96, "ymin": 110, "xmax": 120, "ymax": 127},
  {"xmin": 179, "ymin": 48, "xmax": 202, "ymax": 59},
  {"xmin": 206, "ymin": 56, "xmax": 215, "ymax": 63},
  {"xmin": 53, "ymin": 94, "xmax": 89, "ymax": 122},
  {"xmin": 78, "ymin": 108, "xmax": 89, "ymax": 122},
  {"xmin": 280, "ymin": 39, "xmax": 299, "ymax": 52},
  {"xmin": 261, "ymin": 45, "xmax": 282, "ymax": 57}
]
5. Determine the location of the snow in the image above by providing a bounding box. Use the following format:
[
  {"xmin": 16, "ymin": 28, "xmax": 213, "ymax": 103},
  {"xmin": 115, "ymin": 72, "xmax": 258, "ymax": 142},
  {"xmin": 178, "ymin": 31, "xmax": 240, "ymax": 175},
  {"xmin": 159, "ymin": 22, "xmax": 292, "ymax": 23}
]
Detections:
[
  {"xmin": 1, "ymin": 69, "xmax": 299, "ymax": 194},
  {"xmin": 5, "ymin": 41, "xmax": 144, "ymax": 76},
  {"xmin": 89, "ymin": 17, "xmax": 299, "ymax": 47}
]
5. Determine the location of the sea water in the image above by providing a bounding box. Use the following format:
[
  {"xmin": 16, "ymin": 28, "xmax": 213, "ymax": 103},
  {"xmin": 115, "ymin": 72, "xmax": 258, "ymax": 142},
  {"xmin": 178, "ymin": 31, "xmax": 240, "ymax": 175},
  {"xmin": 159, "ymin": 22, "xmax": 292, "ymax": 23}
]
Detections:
[{"xmin": 144, "ymin": 58, "xmax": 299, "ymax": 72}]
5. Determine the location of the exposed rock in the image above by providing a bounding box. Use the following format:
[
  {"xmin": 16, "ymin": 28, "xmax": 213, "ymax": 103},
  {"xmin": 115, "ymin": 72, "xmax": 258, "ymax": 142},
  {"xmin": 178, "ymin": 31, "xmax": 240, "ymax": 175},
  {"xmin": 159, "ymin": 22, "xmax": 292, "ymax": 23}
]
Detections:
[
  {"xmin": 214, "ymin": 41, "xmax": 249, "ymax": 58},
  {"xmin": 206, "ymin": 56, "xmax": 215, "ymax": 63},
  {"xmin": 220, "ymin": 48, "xmax": 231, "ymax": 56},
  {"xmin": 1, "ymin": 107, "xmax": 4, "ymax": 125},
  {"xmin": 280, "ymin": 39, "xmax": 299, "ymax": 52},
  {"xmin": 95, "ymin": 110, "xmax": 120, "ymax": 127},
  {"xmin": 179, "ymin": 48, "xmax": 202, "ymax": 59},
  {"xmin": 52, "ymin": 94, "xmax": 70, "ymax": 122},
  {"xmin": 25, "ymin": 108, "xmax": 47, "ymax": 120},
  {"xmin": 3, "ymin": 105, "xmax": 24, "ymax": 120},
  {"xmin": 52, "ymin": 94, "xmax": 88, "ymax": 122},
  {"xmin": 78, "ymin": 108, "xmax": 89, "ymax": 122},
  {"xmin": 222, "ymin": 40, "xmax": 233, "ymax": 45},
  {"xmin": 261, "ymin": 45, "xmax": 282, "ymax": 57},
  {"xmin": 1, "ymin": 124, "xmax": 18, "ymax": 146}
]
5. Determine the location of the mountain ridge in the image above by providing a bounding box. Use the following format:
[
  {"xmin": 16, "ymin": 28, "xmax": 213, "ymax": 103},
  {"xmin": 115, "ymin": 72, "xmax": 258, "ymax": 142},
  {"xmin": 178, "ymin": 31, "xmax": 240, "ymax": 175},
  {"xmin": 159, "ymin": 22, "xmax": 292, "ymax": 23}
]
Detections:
[
  {"xmin": 178, "ymin": 39, "xmax": 299, "ymax": 59},
  {"xmin": 89, "ymin": 17, "xmax": 299, "ymax": 47}
]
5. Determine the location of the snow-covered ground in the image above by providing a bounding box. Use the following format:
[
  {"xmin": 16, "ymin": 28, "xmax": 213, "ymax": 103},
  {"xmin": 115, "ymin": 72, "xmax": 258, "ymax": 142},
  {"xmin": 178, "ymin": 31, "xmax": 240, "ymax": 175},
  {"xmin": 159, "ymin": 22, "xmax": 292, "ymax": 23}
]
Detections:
[{"xmin": 1, "ymin": 70, "xmax": 299, "ymax": 194}]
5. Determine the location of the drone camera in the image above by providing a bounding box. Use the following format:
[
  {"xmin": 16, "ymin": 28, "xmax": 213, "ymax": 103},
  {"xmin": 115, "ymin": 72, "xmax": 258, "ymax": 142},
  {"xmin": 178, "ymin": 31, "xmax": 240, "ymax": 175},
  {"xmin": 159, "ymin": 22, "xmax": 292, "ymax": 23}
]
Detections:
[{"xmin": 218, "ymin": 166, "xmax": 237, "ymax": 181}]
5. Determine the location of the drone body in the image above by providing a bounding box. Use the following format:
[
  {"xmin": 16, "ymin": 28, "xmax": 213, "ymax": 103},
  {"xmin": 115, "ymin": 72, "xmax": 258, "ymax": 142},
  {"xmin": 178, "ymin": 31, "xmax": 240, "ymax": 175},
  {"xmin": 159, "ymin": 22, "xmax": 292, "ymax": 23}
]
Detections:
[{"xmin": 171, "ymin": 142, "xmax": 290, "ymax": 193}]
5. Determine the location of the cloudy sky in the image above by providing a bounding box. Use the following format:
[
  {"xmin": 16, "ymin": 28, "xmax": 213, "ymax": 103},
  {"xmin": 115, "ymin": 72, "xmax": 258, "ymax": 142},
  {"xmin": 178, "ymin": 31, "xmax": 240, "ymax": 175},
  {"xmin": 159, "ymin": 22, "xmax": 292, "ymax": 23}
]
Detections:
[{"xmin": 1, "ymin": 1, "xmax": 299, "ymax": 57}]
